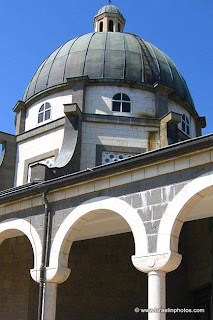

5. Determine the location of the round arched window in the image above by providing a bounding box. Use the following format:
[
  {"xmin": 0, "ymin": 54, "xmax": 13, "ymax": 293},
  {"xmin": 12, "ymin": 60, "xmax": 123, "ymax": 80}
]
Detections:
[
  {"xmin": 38, "ymin": 102, "xmax": 51, "ymax": 124},
  {"xmin": 112, "ymin": 93, "xmax": 131, "ymax": 113},
  {"xmin": 181, "ymin": 114, "xmax": 190, "ymax": 136}
]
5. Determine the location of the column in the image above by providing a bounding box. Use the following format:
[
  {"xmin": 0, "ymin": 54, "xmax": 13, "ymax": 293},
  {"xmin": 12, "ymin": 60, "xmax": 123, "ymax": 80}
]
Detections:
[
  {"xmin": 148, "ymin": 271, "xmax": 166, "ymax": 320},
  {"xmin": 31, "ymin": 265, "xmax": 71, "ymax": 320},
  {"xmin": 42, "ymin": 282, "xmax": 58, "ymax": 320}
]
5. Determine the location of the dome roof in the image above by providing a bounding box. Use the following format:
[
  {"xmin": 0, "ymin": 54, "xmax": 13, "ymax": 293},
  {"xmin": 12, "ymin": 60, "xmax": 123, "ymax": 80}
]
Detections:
[
  {"xmin": 23, "ymin": 32, "xmax": 194, "ymax": 108},
  {"xmin": 95, "ymin": 5, "xmax": 124, "ymax": 19}
]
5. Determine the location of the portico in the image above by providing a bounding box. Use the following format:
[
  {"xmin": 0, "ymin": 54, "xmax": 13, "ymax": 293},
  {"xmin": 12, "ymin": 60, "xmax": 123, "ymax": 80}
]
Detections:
[{"xmin": 0, "ymin": 136, "xmax": 213, "ymax": 319}]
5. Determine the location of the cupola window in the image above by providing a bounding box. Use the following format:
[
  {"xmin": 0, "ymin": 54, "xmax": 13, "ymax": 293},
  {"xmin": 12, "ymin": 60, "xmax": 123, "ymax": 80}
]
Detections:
[
  {"xmin": 181, "ymin": 114, "xmax": 190, "ymax": 135},
  {"xmin": 38, "ymin": 102, "xmax": 51, "ymax": 124},
  {"xmin": 118, "ymin": 23, "xmax": 121, "ymax": 32},
  {"xmin": 108, "ymin": 20, "xmax": 114, "ymax": 32},
  {"xmin": 99, "ymin": 21, "xmax": 103, "ymax": 32},
  {"xmin": 112, "ymin": 93, "xmax": 131, "ymax": 113}
]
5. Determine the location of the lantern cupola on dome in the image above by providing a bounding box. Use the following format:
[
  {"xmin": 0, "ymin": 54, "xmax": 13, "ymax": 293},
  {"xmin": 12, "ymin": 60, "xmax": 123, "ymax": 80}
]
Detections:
[{"xmin": 94, "ymin": 4, "xmax": 125, "ymax": 32}]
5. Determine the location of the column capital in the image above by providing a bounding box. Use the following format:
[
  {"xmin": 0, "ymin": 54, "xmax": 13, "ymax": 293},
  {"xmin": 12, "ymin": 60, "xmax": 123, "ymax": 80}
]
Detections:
[
  {"xmin": 132, "ymin": 250, "xmax": 182, "ymax": 273},
  {"xmin": 30, "ymin": 265, "xmax": 71, "ymax": 284}
]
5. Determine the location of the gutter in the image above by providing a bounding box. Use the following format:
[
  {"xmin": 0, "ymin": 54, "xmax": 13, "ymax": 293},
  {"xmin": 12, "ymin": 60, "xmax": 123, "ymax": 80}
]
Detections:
[{"xmin": 0, "ymin": 133, "xmax": 213, "ymax": 205}]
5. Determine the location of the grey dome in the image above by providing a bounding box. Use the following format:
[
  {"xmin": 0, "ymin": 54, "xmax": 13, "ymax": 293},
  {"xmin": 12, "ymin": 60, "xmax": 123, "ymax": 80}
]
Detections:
[
  {"xmin": 23, "ymin": 32, "xmax": 194, "ymax": 108},
  {"xmin": 95, "ymin": 5, "xmax": 124, "ymax": 19}
]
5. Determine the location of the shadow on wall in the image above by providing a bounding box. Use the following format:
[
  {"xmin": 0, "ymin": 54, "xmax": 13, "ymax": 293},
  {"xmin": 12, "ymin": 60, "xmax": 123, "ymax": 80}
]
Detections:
[
  {"xmin": 167, "ymin": 218, "xmax": 212, "ymax": 319},
  {"xmin": 0, "ymin": 236, "xmax": 39, "ymax": 320},
  {"xmin": 57, "ymin": 233, "xmax": 148, "ymax": 320}
]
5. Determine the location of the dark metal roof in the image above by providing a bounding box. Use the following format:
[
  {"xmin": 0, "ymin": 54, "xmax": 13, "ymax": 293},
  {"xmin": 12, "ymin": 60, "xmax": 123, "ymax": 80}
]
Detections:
[
  {"xmin": 23, "ymin": 32, "xmax": 194, "ymax": 109},
  {"xmin": 95, "ymin": 5, "xmax": 124, "ymax": 19}
]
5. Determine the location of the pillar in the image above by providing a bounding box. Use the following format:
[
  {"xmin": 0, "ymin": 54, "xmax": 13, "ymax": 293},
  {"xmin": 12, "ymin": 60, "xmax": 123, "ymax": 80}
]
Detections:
[
  {"xmin": 148, "ymin": 271, "xmax": 166, "ymax": 320},
  {"xmin": 132, "ymin": 251, "xmax": 182, "ymax": 320},
  {"xmin": 42, "ymin": 282, "xmax": 58, "ymax": 320},
  {"xmin": 31, "ymin": 265, "xmax": 71, "ymax": 320},
  {"xmin": 13, "ymin": 100, "xmax": 26, "ymax": 135}
]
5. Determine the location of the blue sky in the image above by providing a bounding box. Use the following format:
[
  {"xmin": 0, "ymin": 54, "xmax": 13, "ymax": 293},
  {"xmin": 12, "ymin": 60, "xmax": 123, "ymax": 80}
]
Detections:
[{"xmin": 0, "ymin": 0, "xmax": 212, "ymax": 135}]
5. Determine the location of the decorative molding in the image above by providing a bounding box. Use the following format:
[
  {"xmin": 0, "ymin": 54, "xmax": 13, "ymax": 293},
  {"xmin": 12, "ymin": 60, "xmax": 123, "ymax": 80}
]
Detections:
[
  {"xmin": 16, "ymin": 117, "xmax": 65, "ymax": 142},
  {"xmin": 96, "ymin": 144, "xmax": 145, "ymax": 166}
]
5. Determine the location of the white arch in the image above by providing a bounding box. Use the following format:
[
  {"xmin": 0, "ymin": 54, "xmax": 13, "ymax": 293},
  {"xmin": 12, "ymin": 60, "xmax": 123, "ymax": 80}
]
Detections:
[
  {"xmin": 49, "ymin": 196, "xmax": 148, "ymax": 270},
  {"xmin": 157, "ymin": 171, "xmax": 213, "ymax": 253},
  {"xmin": 0, "ymin": 219, "xmax": 42, "ymax": 272}
]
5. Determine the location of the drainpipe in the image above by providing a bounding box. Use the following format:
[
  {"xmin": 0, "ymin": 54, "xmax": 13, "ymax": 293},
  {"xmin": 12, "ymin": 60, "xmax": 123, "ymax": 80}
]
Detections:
[{"xmin": 37, "ymin": 192, "xmax": 50, "ymax": 320}]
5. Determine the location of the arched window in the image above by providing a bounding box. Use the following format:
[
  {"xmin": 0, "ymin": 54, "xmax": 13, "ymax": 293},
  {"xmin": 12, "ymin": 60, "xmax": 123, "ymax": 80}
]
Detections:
[
  {"xmin": 112, "ymin": 93, "xmax": 131, "ymax": 113},
  {"xmin": 99, "ymin": 21, "xmax": 103, "ymax": 32},
  {"xmin": 38, "ymin": 102, "xmax": 51, "ymax": 124},
  {"xmin": 181, "ymin": 114, "xmax": 190, "ymax": 135},
  {"xmin": 108, "ymin": 20, "xmax": 113, "ymax": 32}
]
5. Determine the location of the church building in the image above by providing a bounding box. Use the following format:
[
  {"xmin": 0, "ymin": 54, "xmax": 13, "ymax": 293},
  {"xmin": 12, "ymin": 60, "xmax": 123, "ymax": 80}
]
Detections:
[{"xmin": 0, "ymin": 4, "xmax": 212, "ymax": 320}]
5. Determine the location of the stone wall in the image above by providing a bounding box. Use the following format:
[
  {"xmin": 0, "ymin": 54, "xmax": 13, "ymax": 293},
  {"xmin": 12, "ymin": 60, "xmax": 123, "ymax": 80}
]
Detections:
[
  {"xmin": 80, "ymin": 121, "xmax": 157, "ymax": 169},
  {"xmin": 184, "ymin": 218, "xmax": 211, "ymax": 291},
  {"xmin": 57, "ymin": 233, "xmax": 147, "ymax": 320}
]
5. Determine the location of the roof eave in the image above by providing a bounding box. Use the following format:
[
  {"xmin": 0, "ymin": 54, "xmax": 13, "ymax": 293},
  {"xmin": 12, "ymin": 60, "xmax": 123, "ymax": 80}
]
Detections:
[{"xmin": 1, "ymin": 134, "xmax": 213, "ymax": 204}]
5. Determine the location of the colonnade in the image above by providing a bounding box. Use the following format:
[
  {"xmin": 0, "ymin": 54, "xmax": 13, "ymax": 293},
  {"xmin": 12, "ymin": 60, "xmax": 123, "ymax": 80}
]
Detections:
[
  {"xmin": 34, "ymin": 249, "xmax": 181, "ymax": 320},
  {"xmin": 40, "ymin": 273, "xmax": 167, "ymax": 320},
  {"xmin": 2, "ymin": 168, "xmax": 211, "ymax": 320}
]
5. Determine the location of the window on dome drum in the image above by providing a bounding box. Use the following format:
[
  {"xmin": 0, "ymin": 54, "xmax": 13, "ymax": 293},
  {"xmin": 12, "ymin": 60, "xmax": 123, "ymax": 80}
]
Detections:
[
  {"xmin": 181, "ymin": 114, "xmax": 190, "ymax": 136},
  {"xmin": 99, "ymin": 21, "xmax": 103, "ymax": 32},
  {"xmin": 109, "ymin": 20, "xmax": 113, "ymax": 32},
  {"xmin": 38, "ymin": 102, "xmax": 51, "ymax": 124},
  {"xmin": 112, "ymin": 93, "xmax": 131, "ymax": 113}
]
